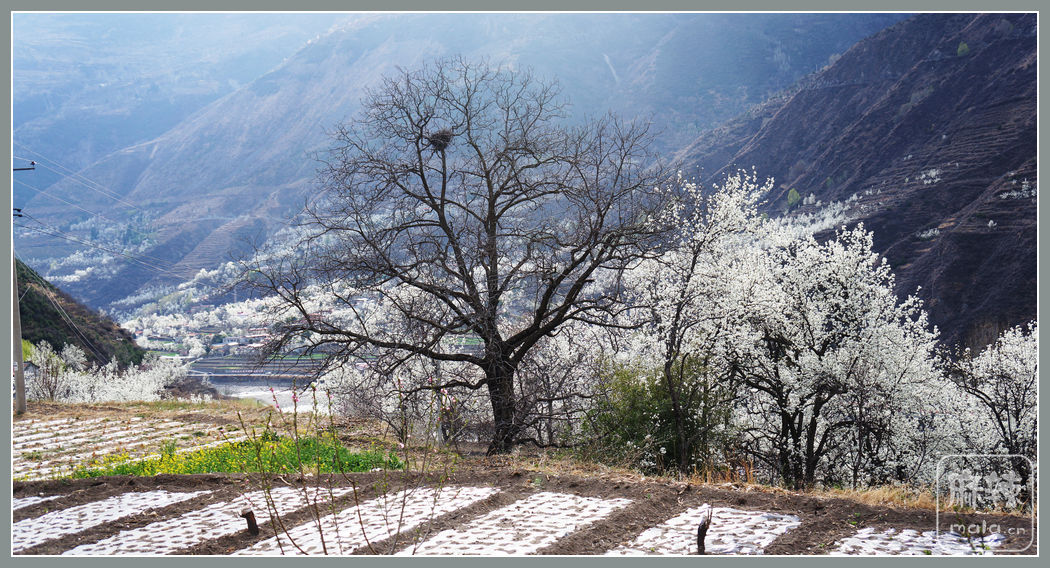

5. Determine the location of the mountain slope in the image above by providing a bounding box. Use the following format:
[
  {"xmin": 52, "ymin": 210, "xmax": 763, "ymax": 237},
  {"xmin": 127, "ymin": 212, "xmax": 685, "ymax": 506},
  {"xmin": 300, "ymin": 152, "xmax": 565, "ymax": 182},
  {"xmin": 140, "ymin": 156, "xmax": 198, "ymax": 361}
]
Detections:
[
  {"xmin": 15, "ymin": 258, "xmax": 146, "ymax": 368},
  {"xmin": 676, "ymin": 13, "xmax": 1036, "ymax": 347},
  {"xmin": 12, "ymin": 13, "xmax": 349, "ymax": 180},
  {"xmin": 14, "ymin": 13, "xmax": 903, "ymax": 310}
]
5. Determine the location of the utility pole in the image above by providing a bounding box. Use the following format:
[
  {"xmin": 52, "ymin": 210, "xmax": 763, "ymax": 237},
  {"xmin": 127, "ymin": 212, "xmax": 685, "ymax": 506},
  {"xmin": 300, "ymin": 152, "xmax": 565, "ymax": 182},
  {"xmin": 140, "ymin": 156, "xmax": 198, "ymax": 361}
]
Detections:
[
  {"xmin": 12, "ymin": 253, "xmax": 26, "ymax": 415},
  {"xmin": 12, "ymin": 160, "xmax": 33, "ymax": 414}
]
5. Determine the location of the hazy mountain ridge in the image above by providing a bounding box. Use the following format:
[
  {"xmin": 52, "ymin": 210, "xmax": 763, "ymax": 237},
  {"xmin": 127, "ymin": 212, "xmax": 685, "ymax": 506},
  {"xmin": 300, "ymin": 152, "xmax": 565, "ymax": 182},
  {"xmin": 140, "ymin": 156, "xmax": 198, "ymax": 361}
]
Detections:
[
  {"xmin": 676, "ymin": 13, "xmax": 1036, "ymax": 346},
  {"xmin": 16, "ymin": 13, "xmax": 906, "ymax": 311},
  {"xmin": 13, "ymin": 13, "xmax": 351, "ymax": 173}
]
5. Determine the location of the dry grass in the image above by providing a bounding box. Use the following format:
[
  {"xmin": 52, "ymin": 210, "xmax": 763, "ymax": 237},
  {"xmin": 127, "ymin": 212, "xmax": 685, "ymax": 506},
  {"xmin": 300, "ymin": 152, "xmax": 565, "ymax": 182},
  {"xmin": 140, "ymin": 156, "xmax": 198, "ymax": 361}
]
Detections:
[
  {"xmin": 15, "ymin": 398, "xmax": 267, "ymax": 424},
  {"xmin": 458, "ymin": 449, "xmax": 959, "ymax": 513},
  {"xmin": 13, "ymin": 399, "xmax": 283, "ymax": 457},
  {"xmin": 487, "ymin": 450, "xmax": 645, "ymax": 483},
  {"xmin": 819, "ymin": 485, "xmax": 939, "ymax": 511}
]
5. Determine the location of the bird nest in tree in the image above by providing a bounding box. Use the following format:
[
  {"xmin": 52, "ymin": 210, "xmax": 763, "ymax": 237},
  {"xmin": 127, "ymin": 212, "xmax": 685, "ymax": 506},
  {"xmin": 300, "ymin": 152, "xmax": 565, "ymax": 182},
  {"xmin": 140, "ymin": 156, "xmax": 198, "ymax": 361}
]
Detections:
[{"xmin": 426, "ymin": 129, "xmax": 454, "ymax": 151}]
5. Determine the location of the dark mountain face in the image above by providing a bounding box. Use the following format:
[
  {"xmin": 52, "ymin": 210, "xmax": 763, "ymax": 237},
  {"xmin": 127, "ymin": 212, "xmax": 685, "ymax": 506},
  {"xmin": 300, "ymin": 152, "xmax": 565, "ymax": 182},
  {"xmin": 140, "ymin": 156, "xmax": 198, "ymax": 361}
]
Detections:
[
  {"xmin": 13, "ymin": 13, "xmax": 904, "ymax": 311},
  {"xmin": 676, "ymin": 13, "xmax": 1036, "ymax": 347}
]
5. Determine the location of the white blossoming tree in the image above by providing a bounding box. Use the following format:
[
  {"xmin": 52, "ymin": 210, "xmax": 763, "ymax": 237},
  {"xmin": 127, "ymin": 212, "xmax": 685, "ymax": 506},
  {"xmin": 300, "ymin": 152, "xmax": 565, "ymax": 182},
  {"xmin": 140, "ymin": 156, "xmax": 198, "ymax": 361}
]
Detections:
[
  {"xmin": 26, "ymin": 341, "xmax": 74, "ymax": 401},
  {"xmin": 620, "ymin": 171, "xmax": 770, "ymax": 473},
  {"xmin": 25, "ymin": 341, "xmax": 184, "ymax": 403},
  {"xmin": 184, "ymin": 336, "xmax": 208, "ymax": 358},
  {"xmin": 948, "ymin": 321, "xmax": 1038, "ymax": 493},
  {"xmin": 730, "ymin": 225, "xmax": 942, "ymax": 489}
]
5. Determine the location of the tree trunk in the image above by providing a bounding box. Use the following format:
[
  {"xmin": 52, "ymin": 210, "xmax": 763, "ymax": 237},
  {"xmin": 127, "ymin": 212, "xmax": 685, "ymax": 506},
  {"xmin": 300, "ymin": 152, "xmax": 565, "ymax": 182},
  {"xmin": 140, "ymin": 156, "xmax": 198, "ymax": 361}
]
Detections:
[
  {"xmin": 778, "ymin": 410, "xmax": 804, "ymax": 489},
  {"xmin": 663, "ymin": 359, "xmax": 690, "ymax": 473},
  {"xmin": 773, "ymin": 400, "xmax": 825, "ymax": 490},
  {"xmin": 803, "ymin": 410, "xmax": 821, "ymax": 489},
  {"xmin": 485, "ymin": 359, "xmax": 518, "ymax": 455}
]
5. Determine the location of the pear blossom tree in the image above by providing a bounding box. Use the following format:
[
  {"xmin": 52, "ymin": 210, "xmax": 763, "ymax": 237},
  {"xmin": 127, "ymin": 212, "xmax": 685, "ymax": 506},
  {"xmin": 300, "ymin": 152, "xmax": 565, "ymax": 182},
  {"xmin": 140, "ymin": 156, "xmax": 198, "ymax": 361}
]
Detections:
[
  {"xmin": 185, "ymin": 336, "xmax": 208, "ymax": 358},
  {"xmin": 828, "ymin": 347, "xmax": 964, "ymax": 486},
  {"xmin": 25, "ymin": 341, "xmax": 186, "ymax": 403},
  {"xmin": 245, "ymin": 56, "xmax": 672, "ymax": 454},
  {"xmin": 65, "ymin": 355, "xmax": 183, "ymax": 403},
  {"xmin": 26, "ymin": 341, "xmax": 75, "ymax": 401},
  {"xmin": 729, "ymin": 225, "xmax": 941, "ymax": 489},
  {"xmin": 948, "ymin": 321, "xmax": 1038, "ymax": 492},
  {"xmin": 620, "ymin": 171, "xmax": 770, "ymax": 473}
]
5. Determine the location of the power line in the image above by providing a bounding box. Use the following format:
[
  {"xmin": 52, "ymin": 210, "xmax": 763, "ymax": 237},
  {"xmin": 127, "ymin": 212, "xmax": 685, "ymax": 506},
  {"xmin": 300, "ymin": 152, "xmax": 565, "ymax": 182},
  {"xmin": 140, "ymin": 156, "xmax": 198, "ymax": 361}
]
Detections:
[
  {"xmin": 11, "ymin": 168, "xmax": 179, "ymax": 269},
  {"xmin": 40, "ymin": 286, "xmax": 110, "ymax": 366},
  {"xmin": 46, "ymin": 289, "xmax": 109, "ymax": 365},
  {"xmin": 12, "ymin": 145, "xmax": 223, "ymax": 280},
  {"xmin": 14, "ymin": 178, "xmax": 128, "ymax": 227},
  {"xmin": 32, "ymin": 161, "xmax": 147, "ymax": 214},
  {"xmin": 12, "ymin": 143, "xmax": 149, "ymax": 214},
  {"xmin": 16, "ymin": 220, "xmax": 184, "ymax": 280},
  {"xmin": 14, "ymin": 143, "xmax": 319, "ymax": 271},
  {"xmin": 14, "ymin": 143, "xmax": 127, "ymax": 201}
]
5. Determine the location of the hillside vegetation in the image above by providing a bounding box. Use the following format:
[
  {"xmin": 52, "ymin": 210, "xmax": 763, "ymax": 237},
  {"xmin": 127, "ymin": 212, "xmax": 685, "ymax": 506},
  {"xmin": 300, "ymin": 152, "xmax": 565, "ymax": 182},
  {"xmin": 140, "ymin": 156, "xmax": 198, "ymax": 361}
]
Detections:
[{"xmin": 16, "ymin": 258, "xmax": 145, "ymax": 368}]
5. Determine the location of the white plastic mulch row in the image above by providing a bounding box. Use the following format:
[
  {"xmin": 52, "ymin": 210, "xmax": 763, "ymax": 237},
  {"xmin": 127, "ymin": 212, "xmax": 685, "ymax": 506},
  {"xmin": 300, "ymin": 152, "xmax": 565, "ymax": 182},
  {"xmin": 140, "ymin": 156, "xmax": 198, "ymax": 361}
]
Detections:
[
  {"xmin": 12, "ymin": 494, "xmax": 63, "ymax": 511},
  {"xmin": 834, "ymin": 527, "xmax": 1007, "ymax": 555},
  {"xmin": 15, "ymin": 419, "xmax": 181, "ymax": 452},
  {"xmin": 12, "ymin": 420, "xmax": 245, "ymax": 481},
  {"xmin": 13, "ymin": 416, "xmax": 110, "ymax": 433},
  {"xmin": 236, "ymin": 486, "xmax": 501, "ymax": 555},
  {"xmin": 13, "ymin": 434, "xmax": 248, "ymax": 481},
  {"xmin": 606, "ymin": 505, "xmax": 801, "ymax": 555},
  {"xmin": 14, "ymin": 428, "xmax": 193, "ymax": 478},
  {"xmin": 397, "ymin": 491, "xmax": 633, "ymax": 555},
  {"xmin": 13, "ymin": 417, "xmax": 133, "ymax": 445},
  {"xmin": 18, "ymin": 481, "xmax": 1007, "ymax": 556},
  {"xmin": 65, "ymin": 485, "xmax": 356, "ymax": 555},
  {"xmin": 16, "ymin": 419, "xmax": 205, "ymax": 456},
  {"xmin": 12, "ymin": 490, "xmax": 210, "ymax": 553}
]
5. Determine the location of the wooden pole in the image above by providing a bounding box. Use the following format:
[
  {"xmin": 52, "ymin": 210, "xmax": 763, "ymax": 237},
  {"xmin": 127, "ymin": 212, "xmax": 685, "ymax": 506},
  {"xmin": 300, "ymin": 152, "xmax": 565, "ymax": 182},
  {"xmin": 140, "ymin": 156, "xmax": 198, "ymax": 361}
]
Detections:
[{"xmin": 240, "ymin": 508, "xmax": 259, "ymax": 535}]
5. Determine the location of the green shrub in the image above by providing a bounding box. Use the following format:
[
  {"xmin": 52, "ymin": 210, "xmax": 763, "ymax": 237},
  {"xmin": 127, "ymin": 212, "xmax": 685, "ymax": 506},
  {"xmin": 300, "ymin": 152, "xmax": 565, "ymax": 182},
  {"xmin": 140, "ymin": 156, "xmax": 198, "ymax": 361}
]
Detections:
[
  {"xmin": 579, "ymin": 360, "xmax": 736, "ymax": 476},
  {"xmin": 579, "ymin": 363, "xmax": 669, "ymax": 471},
  {"xmin": 787, "ymin": 188, "xmax": 801, "ymax": 208},
  {"xmin": 957, "ymin": 42, "xmax": 970, "ymax": 57}
]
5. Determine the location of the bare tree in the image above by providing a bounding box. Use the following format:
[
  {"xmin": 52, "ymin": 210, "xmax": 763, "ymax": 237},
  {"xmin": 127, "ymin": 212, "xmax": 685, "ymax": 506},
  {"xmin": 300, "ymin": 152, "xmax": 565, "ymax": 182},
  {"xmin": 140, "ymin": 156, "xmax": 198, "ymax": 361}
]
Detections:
[{"xmin": 247, "ymin": 57, "xmax": 670, "ymax": 454}]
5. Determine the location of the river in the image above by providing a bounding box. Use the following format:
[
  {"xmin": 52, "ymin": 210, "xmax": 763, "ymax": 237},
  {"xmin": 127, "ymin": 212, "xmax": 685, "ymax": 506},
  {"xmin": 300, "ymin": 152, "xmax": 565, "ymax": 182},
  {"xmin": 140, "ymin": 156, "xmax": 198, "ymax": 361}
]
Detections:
[{"xmin": 204, "ymin": 376, "xmax": 332, "ymax": 415}]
